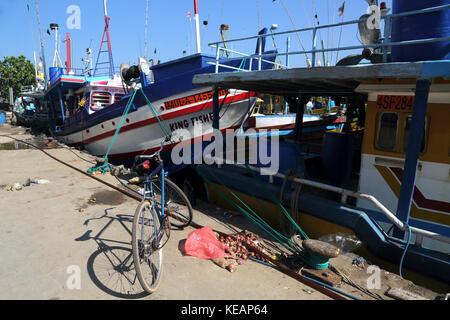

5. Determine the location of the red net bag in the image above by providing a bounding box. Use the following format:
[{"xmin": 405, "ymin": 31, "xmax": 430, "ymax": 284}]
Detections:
[{"xmin": 184, "ymin": 226, "xmax": 232, "ymax": 259}]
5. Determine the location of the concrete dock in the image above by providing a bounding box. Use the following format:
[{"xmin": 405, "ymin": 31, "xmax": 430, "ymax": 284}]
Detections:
[{"xmin": 0, "ymin": 123, "xmax": 439, "ymax": 300}]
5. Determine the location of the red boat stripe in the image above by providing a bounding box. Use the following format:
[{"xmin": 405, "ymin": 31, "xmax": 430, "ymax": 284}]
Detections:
[
  {"xmin": 390, "ymin": 167, "xmax": 450, "ymax": 213},
  {"xmin": 67, "ymin": 92, "xmax": 255, "ymax": 147}
]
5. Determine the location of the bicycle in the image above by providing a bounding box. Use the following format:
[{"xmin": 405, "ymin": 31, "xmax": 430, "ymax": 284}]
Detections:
[{"xmin": 131, "ymin": 138, "xmax": 193, "ymax": 293}]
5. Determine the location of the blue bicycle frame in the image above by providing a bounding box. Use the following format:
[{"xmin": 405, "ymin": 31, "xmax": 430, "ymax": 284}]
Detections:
[{"xmin": 137, "ymin": 139, "xmax": 168, "ymax": 248}]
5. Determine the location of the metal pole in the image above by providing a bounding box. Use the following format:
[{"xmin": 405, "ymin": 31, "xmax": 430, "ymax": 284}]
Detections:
[
  {"xmin": 284, "ymin": 37, "xmax": 291, "ymax": 114},
  {"xmin": 194, "ymin": 0, "xmax": 201, "ymax": 54},
  {"xmin": 215, "ymin": 45, "xmax": 220, "ymax": 73},
  {"xmin": 212, "ymin": 87, "xmax": 220, "ymax": 130},
  {"xmin": 65, "ymin": 33, "xmax": 71, "ymax": 73},
  {"xmin": 394, "ymin": 78, "xmax": 431, "ymax": 238},
  {"xmin": 311, "ymin": 27, "xmax": 317, "ymax": 67},
  {"xmin": 258, "ymin": 36, "xmax": 262, "ymax": 71},
  {"xmin": 293, "ymin": 97, "xmax": 305, "ymax": 141},
  {"xmin": 58, "ymin": 88, "xmax": 65, "ymax": 122},
  {"xmin": 286, "ymin": 37, "xmax": 290, "ymax": 68},
  {"xmin": 382, "ymin": 15, "xmax": 392, "ymax": 63},
  {"xmin": 144, "ymin": 0, "xmax": 149, "ymax": 59}
]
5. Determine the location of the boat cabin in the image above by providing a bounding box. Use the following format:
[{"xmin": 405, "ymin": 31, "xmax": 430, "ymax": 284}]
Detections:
[
  {"xmin": 356, "ymin": 78, "xmax": 450, "ymax": 251},
  {"xmin": 67, "ymin": 78, "xmax": 126, "ymax": 117}
]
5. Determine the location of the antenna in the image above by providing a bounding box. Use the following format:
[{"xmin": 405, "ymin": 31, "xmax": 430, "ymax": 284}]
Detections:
[
  {"xmin": 50, "ymin": 23, "xmax": 63, "ymax": 68},
  {"xmin": 82, "ymin": 47, "xmax": 93, "ymax": 77},
  {"xmin": 94, "ymin": 0, "xmax": 115, "ymax": 78}
]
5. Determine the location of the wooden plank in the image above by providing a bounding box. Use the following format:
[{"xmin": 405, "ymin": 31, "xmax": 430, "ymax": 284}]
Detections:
[{"xmin": 301, "ymin": 268, "xmax": 342, "ymax": 287}]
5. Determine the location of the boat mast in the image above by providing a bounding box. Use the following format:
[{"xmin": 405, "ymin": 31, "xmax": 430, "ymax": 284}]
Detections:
[
  {"xmin": 34, "ymin": 0, "xmax": 48, "ymax": 89},
  {"xmin": 26, "ymin": 4, "xmax": 39, "ymax": 89},
  {"xmin": 144, "ymin": 0, "xmax": 149, "ymax": 59},
  {"xmin": 194, "ymin": 0, "xmax": 201, "ymax": 53},
  {"xmin": 50, "ymin": 23, "xmax": 63, "ymax": 68},
  {"xmin": 94, "ymin": 0, "xmax": 115, "ymax": 78},
  {"xmin": 62, "ymin": 33, "xmax": 72, "ymax": 74}
]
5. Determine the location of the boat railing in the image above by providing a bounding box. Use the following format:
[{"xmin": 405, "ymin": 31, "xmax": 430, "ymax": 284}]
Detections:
[
  {"xmin": 51, "ymin": 66, "xmax": 121, "ymax": 79},
  {"xmin": 208, "ymin": 3, "xmax": 450, "ymax": 72},
  {"xmin": 208, "ymin": 46, "xmax": 287, "ymax": 73}
]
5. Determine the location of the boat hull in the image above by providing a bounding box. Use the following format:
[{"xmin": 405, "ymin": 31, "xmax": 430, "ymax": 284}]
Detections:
[
  {"xmin": 198, "ymin": 164, "xmax": 450, "ymax": 293},
  {"xmin": 57, "ymin": 88, "xmax": 256, "ymax": 169}
]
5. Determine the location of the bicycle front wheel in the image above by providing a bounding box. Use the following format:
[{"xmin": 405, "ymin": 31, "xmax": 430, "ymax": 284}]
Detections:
[
  {"xmin": 132, "ymin": 200, "xmax": 163, "ymax": 293},
  {"xmin": 152, "ymin": 177, "xmax": 193, "ymax": 228}
]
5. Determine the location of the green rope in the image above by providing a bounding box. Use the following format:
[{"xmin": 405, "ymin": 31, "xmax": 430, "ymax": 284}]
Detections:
[
  {"xmin": 244, "ymin": 163, "xmax": 309, "ymax": 240},
  {"xmin": 87, "ymin": 87, "xmax": 172, "ymax": 175},
  {"xmin": 138, "ymin": 88, "xmax": 172, "ymax": 137},
  {"xmin": 237, "ymin": 58, "xmax": 247, "ymax": 72},
  {"xmin": 87, "ymin": 89, "xmax": 138, "ymax": 174},
  {"xmin": 192, "ymin": 164, "xmax": 329, "ymax": 269},
  {"xmin": 192, "ymin": 165, "xmax": 301, "ymax": 255}
]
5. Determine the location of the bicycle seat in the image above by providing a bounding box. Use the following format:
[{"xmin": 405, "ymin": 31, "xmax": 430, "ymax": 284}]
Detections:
[{"xmin": 133, "ymin": 158, "xmax": 160, "ymax": 176}]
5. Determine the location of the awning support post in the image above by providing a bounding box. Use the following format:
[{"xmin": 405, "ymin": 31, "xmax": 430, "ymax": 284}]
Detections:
[{"xmin": 394, "ymin": 78, "xmax": 431, "ymax": 238}]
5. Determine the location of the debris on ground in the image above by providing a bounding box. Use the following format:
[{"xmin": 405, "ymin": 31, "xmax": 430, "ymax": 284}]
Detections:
[
  {"xmin": 5, "ymin": 177, "xmax": 51, "ymax": 191},
  {"xmin": 302, "ymin": 288, "xmax": 314, "ymax": 294},
  {"xmin": 213, "ymin": 230, "xmax": 279, "ymax": 272},
  {"xmin": 34, "ymin": 178, "xmax": 50, "ymax": 185},
  {"xmin": 351, "ymin": 256, "xmax": 368, "ymax": 269},
  {"xmin": 13, "ymin": 183, "xmax": 22, "ymax": 191},
  {"xmin": 23, "ymin": 178, "xmax": 31, "ymax": 187}
]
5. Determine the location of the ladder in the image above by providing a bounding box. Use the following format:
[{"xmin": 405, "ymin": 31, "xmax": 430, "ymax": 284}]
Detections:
[{"xmin": 93, "ymin": 16, "xmax": 115, "ymax": 78}]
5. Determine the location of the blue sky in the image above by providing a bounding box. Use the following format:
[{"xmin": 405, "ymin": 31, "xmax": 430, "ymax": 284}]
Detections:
[{"xmin": 0, "ymin": 0, "xmax": 392, "ymax": 70}]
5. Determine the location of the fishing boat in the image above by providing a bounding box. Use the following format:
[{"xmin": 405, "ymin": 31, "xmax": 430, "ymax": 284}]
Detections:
[
  {"xmin": 245, "ymin": 95, "xmax": 346, "ymax": 132},
  {"xmin": 192, "ymin": 1, "xmax": 450, "ymax": 292},
  {"xmin": 13, "ymin": 92, "xmax": 36, "ymax": 127},
  {"xmin": 47, "ymin": 0, "xmax": 277, "ymax": 172}
]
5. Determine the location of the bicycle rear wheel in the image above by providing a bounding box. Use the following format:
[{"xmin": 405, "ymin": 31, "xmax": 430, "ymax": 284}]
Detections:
[
  {"xmin": 132, "ymin": 200, "xmax": 164, "ymax": 293},
  {"xmin": 152, "ymin": 177, "xmax": 193, "ymax": 228}
]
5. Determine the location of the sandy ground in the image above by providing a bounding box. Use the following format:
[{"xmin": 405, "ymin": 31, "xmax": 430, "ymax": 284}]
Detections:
[
  {"xmin": 0, "ymin": 124, "xmax": 333, "ymax": 300},
  {"xmin": 0, "ymin": 123, "xmax": 440, "ymax": 301}
]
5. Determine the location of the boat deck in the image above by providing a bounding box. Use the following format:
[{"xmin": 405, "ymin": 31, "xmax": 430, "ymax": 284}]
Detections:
[{"xmin": 192, "ymin": 60, "xmax": 450, "ymax": 95}]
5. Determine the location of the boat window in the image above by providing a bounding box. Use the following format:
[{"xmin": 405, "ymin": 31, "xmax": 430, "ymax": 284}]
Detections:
[
  {"xmin": 91, "ymin": 92, "xmax": 111, "ymax": 111},
  {"xmin": 403, "ymin": 116, "xmax": 426, "ymax": 154},
  {"xmin": 376, "ymin": 112, "xmax": 398, "ymax": 151}
]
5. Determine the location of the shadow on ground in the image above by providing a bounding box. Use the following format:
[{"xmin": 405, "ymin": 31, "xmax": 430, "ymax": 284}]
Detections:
[{"xmin": 76, "ymin": 209, "xmax": 149, "ymax": 299}]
